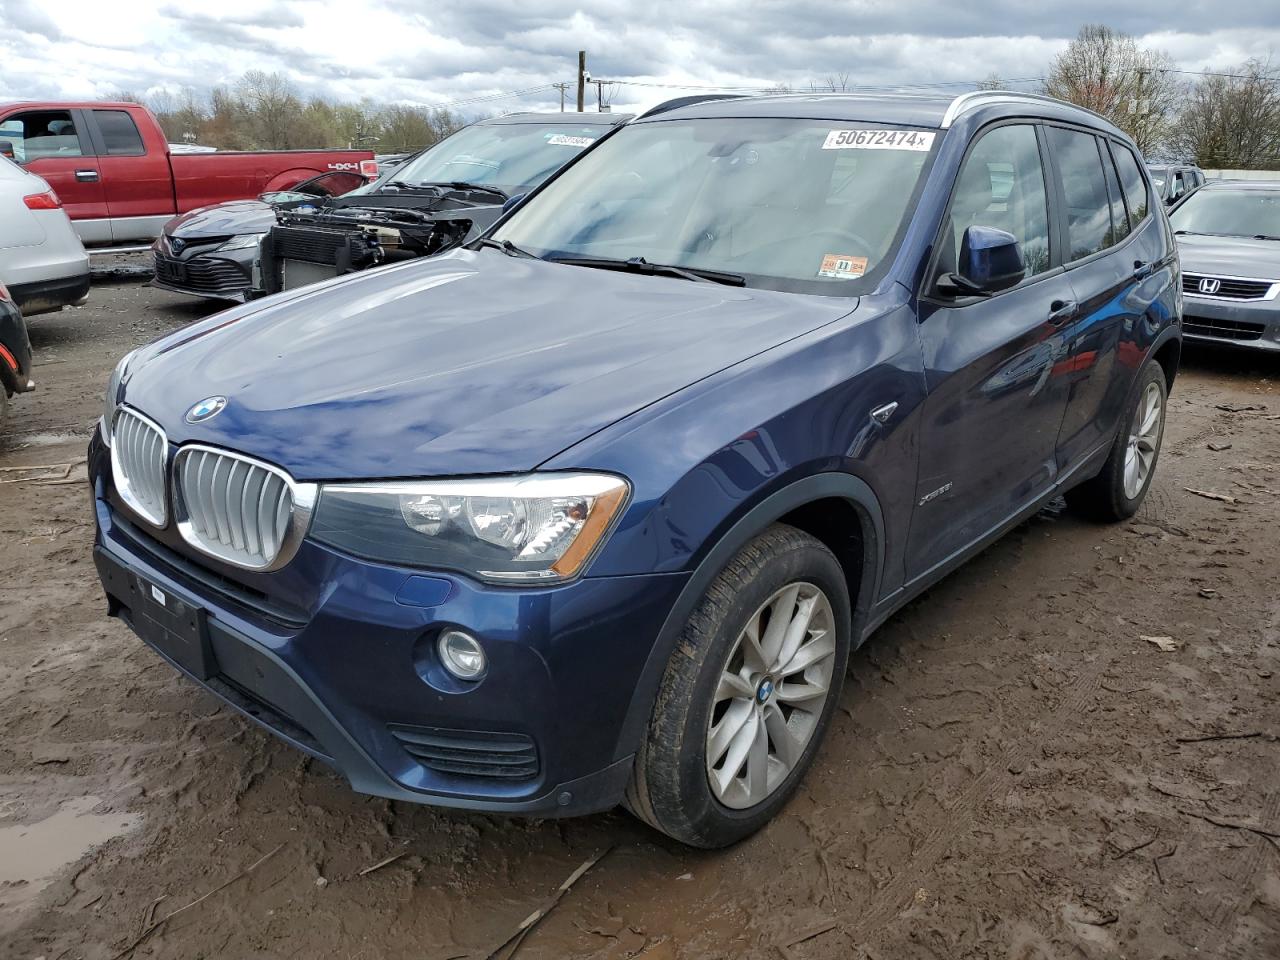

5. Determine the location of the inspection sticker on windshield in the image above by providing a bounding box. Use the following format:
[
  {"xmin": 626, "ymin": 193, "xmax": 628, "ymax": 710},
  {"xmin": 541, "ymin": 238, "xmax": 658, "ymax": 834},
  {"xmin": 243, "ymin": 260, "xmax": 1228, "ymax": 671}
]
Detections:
[
  {"xmin": 822, "ymin": 129, "xmax": 935, "ymax": 151},
  {"xmin": 818, "ymin": 254, "xmax": 868, "ymax": 279},
  {"xmin": 547, "ymin": 134, "xmax": 596, "ymax": 147}
]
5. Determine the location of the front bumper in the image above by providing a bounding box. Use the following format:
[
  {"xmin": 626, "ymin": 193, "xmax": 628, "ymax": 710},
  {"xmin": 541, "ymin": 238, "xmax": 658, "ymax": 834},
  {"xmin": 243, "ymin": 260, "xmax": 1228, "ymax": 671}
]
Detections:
[
  {"xmin": 151, "ymin": 247, "xmax": 258, "ymax": 303},
  {"xmin": 89, "ymin": 435, "xmax": 685, "ymax": 816},
  {"xmin": 1182, "ymin": 293, "xmax": 1280, "ymax": 352}
]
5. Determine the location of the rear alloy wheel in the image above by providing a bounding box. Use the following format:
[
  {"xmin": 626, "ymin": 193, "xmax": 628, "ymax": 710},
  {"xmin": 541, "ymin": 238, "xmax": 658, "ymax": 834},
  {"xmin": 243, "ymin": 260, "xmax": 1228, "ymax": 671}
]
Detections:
[
  {"xmin": 1123, "ymin": 380, "xmax": 1163, "ymax": 500},
  {"xmin": 1066, "ymin": 358, "xmax": 1168, "ymax": 521},
  {"xmin": 625, "ymin": 524, "xmax": 851, "ymax": 848}
]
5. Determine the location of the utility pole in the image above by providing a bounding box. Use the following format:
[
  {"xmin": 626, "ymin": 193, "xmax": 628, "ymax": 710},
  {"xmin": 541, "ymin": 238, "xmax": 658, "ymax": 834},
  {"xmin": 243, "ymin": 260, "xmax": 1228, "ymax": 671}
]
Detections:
[
  {"xmin": 552, "ymin": 82, "xmax": 570, "ymax": 112},
  {"xmin": 595, "ymin": 80, "xmax": 605, "ymax": 112},
  {"xmin": 577, "ymin": 51, "xmax": 586, "ymax": 112}
]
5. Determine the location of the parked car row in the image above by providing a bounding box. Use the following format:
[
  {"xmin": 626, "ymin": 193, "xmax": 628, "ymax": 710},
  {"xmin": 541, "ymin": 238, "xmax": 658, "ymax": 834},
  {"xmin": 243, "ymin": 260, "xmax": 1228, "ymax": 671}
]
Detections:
[
  {"xmin": 151, "ymin": 112, "xmax": 630, "ymax": 301},
  {"xmin": 91, "ymin": 90, "xmax": 1185, "ymax": 847}
]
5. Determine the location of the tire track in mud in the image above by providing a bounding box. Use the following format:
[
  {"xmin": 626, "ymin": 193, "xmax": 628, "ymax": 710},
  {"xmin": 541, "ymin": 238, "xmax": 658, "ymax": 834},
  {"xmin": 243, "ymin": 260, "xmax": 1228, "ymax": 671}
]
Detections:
[
  {"xmin": 844, "ymin": 647, "xmax": 1119, "ymax": 945},
  {"xmin": 1198, "ymin": 788, "xmax": 1280, "ymax": 958}
]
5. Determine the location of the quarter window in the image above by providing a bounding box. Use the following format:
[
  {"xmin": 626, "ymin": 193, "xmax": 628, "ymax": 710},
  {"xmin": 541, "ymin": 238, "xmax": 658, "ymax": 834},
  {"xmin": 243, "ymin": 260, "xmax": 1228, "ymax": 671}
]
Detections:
[
  {"xmin": 1100, "ymin": 143, "xmax": 1131, "ymax": 244},
  {"xmin": 1045, "ymin": 127, "xmax": 1112, "ymax": 261},
  {"xmin": 1111, "ymin": 144, "xmax": 1150, "ymax": 227},
  {"xmin": 940, "ymin": 124, "xmax": 1051, "ymax": 280},
  {"xmin": 93, "ymin": 110, "xmax": 145, "ymax": 156}
]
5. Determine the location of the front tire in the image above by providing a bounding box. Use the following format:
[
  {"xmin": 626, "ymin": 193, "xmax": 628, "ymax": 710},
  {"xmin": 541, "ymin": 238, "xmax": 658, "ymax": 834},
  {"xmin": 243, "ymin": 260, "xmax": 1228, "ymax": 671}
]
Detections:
[
  {"xmin": 1066, "ymin": 358, "xmax": 1168, "ymax": 521},
  {"xmin": 625, "ymin": 524, "xmax": 852, "ymax": 848}
]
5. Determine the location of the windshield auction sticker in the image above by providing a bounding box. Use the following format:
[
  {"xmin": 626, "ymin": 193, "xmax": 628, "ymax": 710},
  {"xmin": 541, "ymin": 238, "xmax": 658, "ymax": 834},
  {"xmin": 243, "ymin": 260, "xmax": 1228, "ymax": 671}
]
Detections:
[
  {"xmin": 818, "ymin": 254, "xmax": 868, "ymax": 279},
  {"xmin": 546, "ymin": 135, "xmax": 596, "ymax": 147},
  {"xmin": 822, "ymin": 129, "xmax": 935, "ymax": 151}
]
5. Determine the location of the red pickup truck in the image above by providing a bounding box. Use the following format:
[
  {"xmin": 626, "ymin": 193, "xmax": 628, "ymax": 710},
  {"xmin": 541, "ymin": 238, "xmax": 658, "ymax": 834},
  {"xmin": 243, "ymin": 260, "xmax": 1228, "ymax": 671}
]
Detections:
[{"xmin": 0, "ymin": 102, "xmax": 374, "ymax": 248}]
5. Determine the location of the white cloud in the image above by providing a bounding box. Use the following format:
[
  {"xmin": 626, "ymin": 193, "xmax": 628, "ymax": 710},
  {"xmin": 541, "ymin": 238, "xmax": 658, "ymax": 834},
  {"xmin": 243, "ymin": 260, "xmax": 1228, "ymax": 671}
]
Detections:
[{"xmin": 0, "ymin": 0, "xmax": 1276, "ymax": 116}]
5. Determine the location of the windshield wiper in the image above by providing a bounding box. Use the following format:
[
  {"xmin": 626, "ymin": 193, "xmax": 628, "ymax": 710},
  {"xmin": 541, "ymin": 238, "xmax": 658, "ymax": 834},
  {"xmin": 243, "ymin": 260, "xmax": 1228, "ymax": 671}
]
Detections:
[
  {"xmin": 475, "ymin": 237, "xmax": 539, "ymax": 259},
  {"xmin": 549, "ymin": 255, "xmax": 745, "ymax": 287},
  {"xmin": 445, "ymin": 181, "xmax": 509, "ymax": 201},
  {"xmin": 381, "ymin": 180, "xmax": 444, "ymax": 194},
  {"xmin": 1252, "ymin": 234, "xmax": 1280, "ymax": 241}
]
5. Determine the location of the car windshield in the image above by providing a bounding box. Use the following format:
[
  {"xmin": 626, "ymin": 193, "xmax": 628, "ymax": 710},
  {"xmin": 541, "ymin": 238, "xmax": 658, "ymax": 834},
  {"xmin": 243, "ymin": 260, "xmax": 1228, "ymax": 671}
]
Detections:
[
  {"xmin": 492, "ymin": 117, "xmax": 938, "ymax": 295},
  {"xmin": 358, "ymin": 121, "xmax": 607, "ymax": 194},
  {"xmin": 1170, "ymin": 188, "xmax": 1280, "ymax": 239}
]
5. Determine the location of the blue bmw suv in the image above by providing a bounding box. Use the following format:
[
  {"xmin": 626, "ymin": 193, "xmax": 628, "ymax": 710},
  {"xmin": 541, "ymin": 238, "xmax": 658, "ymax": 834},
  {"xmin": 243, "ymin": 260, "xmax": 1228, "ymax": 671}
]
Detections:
[{"xmin": 91, "ymin": 91, "xmax": 1180, "ymax": 847}]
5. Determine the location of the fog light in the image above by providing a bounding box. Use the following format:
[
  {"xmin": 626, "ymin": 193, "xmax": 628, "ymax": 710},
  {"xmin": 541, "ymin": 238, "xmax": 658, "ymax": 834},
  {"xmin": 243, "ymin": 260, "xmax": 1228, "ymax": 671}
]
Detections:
[{"xmin": 438, "ymin": 629, "xmax": 486, "ymax": 680}]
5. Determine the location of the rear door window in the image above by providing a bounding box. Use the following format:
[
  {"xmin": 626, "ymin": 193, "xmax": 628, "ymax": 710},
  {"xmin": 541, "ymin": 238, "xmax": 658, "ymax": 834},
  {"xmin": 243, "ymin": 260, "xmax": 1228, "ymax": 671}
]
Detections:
[
  {"xmin": 0, "ymin": 110, "xmax": 84, "ymax": 162},
  {"xmin": 1045, "ymin": 127, "xmax": 1112, "ymax": 261},
  {"xmin": 93, "ymin": 110, "xmax": 145, "ymax": 156}
]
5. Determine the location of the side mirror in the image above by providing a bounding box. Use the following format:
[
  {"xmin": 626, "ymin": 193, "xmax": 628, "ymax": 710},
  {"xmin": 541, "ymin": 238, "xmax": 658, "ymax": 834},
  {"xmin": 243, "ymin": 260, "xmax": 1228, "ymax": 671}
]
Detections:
[
  {"xmin": 0, "ymin": 141, "xmax": 14, "ymax": 160},
  {"xmin": 501, "ymin": 193, "xmax": 526, "ymax": 214},
  {"xmin": 942, "ymin": 225, "xmax": 1025, "ymax": 296}
]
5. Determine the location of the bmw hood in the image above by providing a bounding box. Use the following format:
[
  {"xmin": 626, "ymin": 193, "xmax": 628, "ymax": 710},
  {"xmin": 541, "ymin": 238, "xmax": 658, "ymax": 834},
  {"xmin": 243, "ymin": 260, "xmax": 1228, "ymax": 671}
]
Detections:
[
  {"xmin": 1175, "ymin": 233, "xmax": 1280, "ymax": 280},
  {"xmin": 122, "ymin": 250, "xmax": 855, "ymax": 480},
  {"xmin": 166, "ymin": 200, "xmax": 275, "ymax": 239}
]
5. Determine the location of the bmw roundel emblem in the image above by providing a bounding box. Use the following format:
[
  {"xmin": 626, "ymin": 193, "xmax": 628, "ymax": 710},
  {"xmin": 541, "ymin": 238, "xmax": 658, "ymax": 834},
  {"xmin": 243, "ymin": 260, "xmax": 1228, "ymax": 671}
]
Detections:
[
  {"xmin": 756, "ymin": 678, "xmax": 774, "ymax": 703},
  {"xmin": 186, "ymin": 396, "xmax": 227, "ymax": 423}
]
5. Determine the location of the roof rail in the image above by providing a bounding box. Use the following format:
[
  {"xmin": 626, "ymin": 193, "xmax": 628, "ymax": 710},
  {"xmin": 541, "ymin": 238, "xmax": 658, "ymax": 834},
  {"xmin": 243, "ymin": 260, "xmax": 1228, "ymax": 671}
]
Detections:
[
  {"xmin": 940, "ymin": 90, "xmax": 1111, "ymax": 129},
  {"xmin": 637, "ymin": 94, "xmax": 747, "ymax": 120}
]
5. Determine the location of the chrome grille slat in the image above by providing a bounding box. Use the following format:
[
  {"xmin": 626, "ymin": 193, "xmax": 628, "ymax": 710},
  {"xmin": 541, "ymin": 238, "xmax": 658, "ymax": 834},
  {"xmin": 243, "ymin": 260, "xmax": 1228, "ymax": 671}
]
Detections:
[
  {"xmin": 110, "ymin": 408, "xmax": 168, "ymax": 527},
  {"xmin": 173, "ymin": 446, "xmax": 314, "ymax": 571}
]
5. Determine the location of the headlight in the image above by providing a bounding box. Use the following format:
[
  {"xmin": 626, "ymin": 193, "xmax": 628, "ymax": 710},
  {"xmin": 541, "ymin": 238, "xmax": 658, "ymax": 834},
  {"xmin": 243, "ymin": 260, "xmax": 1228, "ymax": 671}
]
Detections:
[
  {"xmin": 311, "ymin": 473, "xmax": 629, "ymax": 583},
  {"xmin": 100, "ymin": 349, "xmax": 136, "ymax": 445},
  {"xmin": 219, "ymin": 234, "xmax": 263, "ymax": 251}
]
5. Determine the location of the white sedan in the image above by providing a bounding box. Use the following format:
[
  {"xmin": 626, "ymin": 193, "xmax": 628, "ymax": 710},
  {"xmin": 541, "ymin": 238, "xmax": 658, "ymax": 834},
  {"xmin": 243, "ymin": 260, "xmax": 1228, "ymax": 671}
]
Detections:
[{"xmin": 0, "ymin": 156, "xmax": 89, "ymax": 316}]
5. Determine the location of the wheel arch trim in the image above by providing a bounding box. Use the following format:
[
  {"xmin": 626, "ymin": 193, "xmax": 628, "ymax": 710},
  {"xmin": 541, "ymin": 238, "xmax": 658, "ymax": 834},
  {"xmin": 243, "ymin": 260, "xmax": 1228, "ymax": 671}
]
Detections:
[{"xmin": 610, "ymin": 472, "xmax": 885, "ymax": 765}]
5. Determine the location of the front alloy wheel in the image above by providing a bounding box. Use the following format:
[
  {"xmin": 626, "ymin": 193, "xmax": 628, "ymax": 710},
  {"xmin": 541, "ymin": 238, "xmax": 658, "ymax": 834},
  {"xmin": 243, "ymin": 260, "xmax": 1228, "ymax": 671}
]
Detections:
[
  {"xmin": 625, "ymin": 524, "xmax": 851, "ymax": 848},
  {"xmin": 707, "ymin": 582, "xmax": 836, "ymax": 809}
]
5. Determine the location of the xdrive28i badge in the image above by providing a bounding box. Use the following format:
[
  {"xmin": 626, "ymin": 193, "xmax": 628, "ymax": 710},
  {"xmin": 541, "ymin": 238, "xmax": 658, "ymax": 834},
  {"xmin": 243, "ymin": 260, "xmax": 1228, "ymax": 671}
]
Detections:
[{"xmin": 185, "ymin": 396, "xmax": 227, "ymax": 423}]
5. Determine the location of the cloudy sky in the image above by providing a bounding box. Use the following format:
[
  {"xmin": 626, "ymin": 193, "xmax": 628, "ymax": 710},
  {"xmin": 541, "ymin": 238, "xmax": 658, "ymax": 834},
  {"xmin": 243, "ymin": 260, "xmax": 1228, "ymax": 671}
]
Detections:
[{"xmin": 1, "ymin": 0, "xmax": 1277, "ymax": 116}]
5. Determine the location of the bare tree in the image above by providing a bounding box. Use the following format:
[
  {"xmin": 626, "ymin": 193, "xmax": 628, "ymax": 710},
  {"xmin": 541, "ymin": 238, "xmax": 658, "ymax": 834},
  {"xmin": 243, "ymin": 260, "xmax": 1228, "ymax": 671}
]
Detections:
[
  {"xmin": 761, "ymin": 83, "xmax": 793, "ymax": 95},
  {"xmin": 1171, "ymin": 59, "xmax": 1280, "ymax": 169},
  {"xmin": 977, "ymin": 73, "xmax": 1005, "ymax": 91},
  {"xmin": 236, "ymin": 71, "xmax": 302, "ymax": 149},
  {"xmin": 1043, "ymin": 24, "xmax": 1182, "ymax": 154},
  {"xmin": 812, "ymin": 73, "xmax": 852, "ymax": 93}
]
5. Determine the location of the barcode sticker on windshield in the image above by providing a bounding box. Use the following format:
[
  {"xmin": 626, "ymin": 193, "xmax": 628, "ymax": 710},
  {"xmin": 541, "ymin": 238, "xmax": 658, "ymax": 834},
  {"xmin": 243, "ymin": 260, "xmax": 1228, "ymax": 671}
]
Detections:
[
  {"xmin": 822, "ymin": 129, "xmax": 935, "ymax": 151},
  {"xmin": 547, "ymin": 135, "xmax": 596, "ymax": 147},
  {"xmin": 818, "ymin": 254, "xmax": 868, "ymax": 279}
]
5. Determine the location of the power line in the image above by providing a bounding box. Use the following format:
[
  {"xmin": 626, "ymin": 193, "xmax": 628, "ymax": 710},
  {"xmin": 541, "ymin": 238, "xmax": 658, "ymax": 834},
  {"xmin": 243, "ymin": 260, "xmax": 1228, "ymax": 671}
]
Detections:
[
  {"xmin": 1160, "ymin": 67, "xmax": 1280, "ymax": 83},
  {"xmin": 425, "ymin": 83, "xmax": 564, "ymax": 110}
]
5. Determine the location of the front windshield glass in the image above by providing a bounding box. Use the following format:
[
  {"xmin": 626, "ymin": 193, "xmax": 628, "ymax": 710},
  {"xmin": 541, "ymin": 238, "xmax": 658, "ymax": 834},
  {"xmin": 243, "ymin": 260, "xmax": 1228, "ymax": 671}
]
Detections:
[
  {"xmin": 1170, "ymin": 189, "xmax": 1280, "ymax": 238},
  {"xmin": 492, "ymin": 117, "xmax": 937, "ymax": 294},
  {"xmin": 364, "ymin": 121, "xmax": 607, "ymax": 193}
]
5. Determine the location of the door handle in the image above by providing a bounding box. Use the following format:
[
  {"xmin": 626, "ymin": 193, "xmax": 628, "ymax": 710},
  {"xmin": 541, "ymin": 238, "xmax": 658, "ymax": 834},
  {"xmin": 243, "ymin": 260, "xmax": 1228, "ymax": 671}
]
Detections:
[
  {"xmin": 1132, "ymin": 259, "xmax": 1154, "ymax": 280},
  {"xmin": 75, "ymin": 169, "xmax": 99, "ymax": 182},
  {"xmin": 1047, "ymin": 299, "xmax": 1078, "ymax": 326}
]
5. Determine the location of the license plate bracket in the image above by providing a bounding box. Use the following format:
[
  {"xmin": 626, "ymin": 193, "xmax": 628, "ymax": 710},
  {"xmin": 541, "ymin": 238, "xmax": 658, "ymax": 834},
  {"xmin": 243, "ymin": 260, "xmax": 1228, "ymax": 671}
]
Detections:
[{"xmin": 127, "ymin": 573, "xmax": 214, "ymax": 679}]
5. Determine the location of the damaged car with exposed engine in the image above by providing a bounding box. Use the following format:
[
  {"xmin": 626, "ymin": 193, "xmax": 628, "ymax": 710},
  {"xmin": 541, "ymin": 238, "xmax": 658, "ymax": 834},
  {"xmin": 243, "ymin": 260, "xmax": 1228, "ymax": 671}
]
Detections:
[
  {"xmin": 152, "ymin": 169, "xmax": 371, "ymax": 303},
  {"xmin": 261, "ymin": 112, "xmax": 629, "ymax": 293}
]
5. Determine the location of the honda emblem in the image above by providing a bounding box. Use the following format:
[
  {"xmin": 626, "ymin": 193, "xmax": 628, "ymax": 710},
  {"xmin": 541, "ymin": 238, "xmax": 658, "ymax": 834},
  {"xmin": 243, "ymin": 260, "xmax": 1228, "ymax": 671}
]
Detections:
[{"xmin": 1198, "ymin": 277, "xmax": 1221, "ymax": 295}]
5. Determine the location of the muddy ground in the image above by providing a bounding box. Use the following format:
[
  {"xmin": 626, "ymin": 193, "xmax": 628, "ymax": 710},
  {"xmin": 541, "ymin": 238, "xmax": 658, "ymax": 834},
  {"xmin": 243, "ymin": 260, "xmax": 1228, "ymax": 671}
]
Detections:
[{"xmin": 1, "ymin": 275, "xmax": 1279, "ymax": 960}]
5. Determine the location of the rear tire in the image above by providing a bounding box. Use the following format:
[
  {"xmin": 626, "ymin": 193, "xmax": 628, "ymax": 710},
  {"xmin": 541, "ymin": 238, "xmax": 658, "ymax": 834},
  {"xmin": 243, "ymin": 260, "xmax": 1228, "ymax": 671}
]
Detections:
[
  {"xmin": 625, "ymin": 524, "xmax": 851, "ymax": 848},
  {"xmin": 1065, "ymin": 359, "xmax": 1168, "ymax": 521}
]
